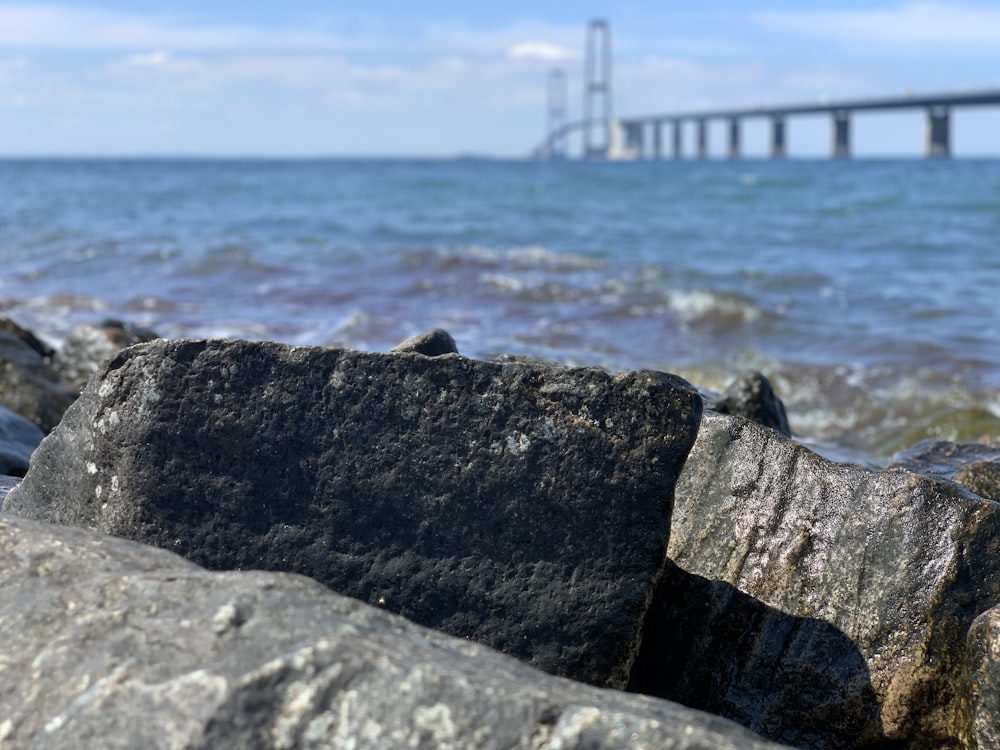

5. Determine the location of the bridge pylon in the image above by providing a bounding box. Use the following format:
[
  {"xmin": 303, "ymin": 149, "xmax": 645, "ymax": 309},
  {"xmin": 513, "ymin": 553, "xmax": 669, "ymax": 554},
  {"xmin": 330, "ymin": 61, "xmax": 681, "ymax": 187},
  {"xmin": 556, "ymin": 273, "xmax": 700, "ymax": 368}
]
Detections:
[
  {"xmin": 546, "ymin": 69, "xmax": 568, "ymax": 159},
  {"xmin": 583, "ymin": 19, "xmax": 613, "ymax": 159}
]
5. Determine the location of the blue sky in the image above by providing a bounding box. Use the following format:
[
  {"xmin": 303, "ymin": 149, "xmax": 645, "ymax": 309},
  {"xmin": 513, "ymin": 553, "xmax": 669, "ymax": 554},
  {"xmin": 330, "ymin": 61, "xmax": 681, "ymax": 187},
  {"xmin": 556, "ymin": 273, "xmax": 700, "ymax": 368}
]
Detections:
[{"xmin": 1, "ymin": 2, "xmax": 999, "ymax": 157}]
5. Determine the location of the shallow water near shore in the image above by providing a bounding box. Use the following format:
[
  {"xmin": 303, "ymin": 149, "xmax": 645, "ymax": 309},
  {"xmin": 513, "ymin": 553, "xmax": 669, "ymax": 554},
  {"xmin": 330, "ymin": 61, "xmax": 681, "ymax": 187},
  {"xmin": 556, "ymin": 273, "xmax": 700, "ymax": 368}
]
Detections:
[{"xmin": 1, "ymin": 157, "xmax": 999, "ymax": 465}]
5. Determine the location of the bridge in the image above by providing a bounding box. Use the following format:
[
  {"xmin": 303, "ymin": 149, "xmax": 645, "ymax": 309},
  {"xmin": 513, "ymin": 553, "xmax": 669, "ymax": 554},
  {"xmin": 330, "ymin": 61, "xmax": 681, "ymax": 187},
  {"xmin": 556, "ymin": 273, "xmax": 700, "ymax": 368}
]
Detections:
[{"xmin": 535, "ymin": 20, "xmax": 1000, "ymax": 160}]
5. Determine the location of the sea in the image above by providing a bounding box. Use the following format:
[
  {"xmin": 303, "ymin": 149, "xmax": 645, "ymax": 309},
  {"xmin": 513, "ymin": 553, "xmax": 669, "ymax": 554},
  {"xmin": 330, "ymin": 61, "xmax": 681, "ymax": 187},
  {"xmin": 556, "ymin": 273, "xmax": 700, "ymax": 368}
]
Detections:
[{"xmin": 1, "ymin": 157, "xmax": 999, "ymax": 466}]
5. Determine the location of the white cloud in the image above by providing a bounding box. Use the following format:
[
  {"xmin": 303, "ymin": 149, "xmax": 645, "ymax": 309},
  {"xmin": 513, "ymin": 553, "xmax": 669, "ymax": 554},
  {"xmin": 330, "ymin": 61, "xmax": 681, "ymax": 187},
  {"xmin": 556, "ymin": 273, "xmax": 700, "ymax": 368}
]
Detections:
[
  {"xmin": 756, "ymin": 2, "xmax": 1000, "ymax": 44},
  {"xmin": 508, "ymin": 42, "xmax": 575, "ymax": 62}
]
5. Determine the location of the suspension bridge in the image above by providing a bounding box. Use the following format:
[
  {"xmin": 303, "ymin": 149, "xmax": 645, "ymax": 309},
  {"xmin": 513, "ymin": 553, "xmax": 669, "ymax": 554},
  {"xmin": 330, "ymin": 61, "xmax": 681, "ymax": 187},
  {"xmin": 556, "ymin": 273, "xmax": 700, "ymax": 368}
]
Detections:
[{"xmin": 535, "ymin": 20, "xmax": 1000, "ymax": 160}]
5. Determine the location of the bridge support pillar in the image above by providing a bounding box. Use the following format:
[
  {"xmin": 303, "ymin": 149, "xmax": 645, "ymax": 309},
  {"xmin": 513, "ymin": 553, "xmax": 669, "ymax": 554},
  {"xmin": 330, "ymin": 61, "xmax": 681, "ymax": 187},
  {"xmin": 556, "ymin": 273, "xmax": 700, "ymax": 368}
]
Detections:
[
  {"xmin": 728, "ymin": 118, "xmax": 741, "ymax": 159},
  {"xmin": 625, "ymin": 123, "xmax": 644, "ymax": 159},
  {"xmin": 832, "ymin": 110, "xmax": 851, "ymax": 158},
  {"xmin": 771, "ymin": 116, "xmax": 786, "ymax": 158},
  {"xmin": 652, "ymin": 122, "xmax": 662, "ymax": 159},
  {"xmin": 926, "ymin": 106, "xmax": 951, "ymax": 158},
  {"xmin": 672, "ymin": 121, "xmax": 683, "ymax": 159},
  {"xmin": 697, "ymin": 120, "xmax": 708, "ymax": 158}
]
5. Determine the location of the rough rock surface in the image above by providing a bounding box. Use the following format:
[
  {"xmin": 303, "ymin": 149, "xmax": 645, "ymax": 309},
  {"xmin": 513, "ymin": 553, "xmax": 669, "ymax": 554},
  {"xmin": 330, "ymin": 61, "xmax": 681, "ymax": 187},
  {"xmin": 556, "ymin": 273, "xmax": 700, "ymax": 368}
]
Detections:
[
  {"xmin": 709, "ymin": 370, "xmax": 791, "ymax": 437},
  {"xmin": 0, "ymin": 475, "xmax": 19, "ymax": 508},
  {"xmin": 959, "ymin": 605, "xmax": 1000, "ymax": 750},
  {"xmin": 0, "ymin": 315, "xmax": 77, "ymax": 431},
  {"xmin": 639, "ymin": 411, "xmax": 1000, "ymax": 749},
  {"xmin": 54, "ymin": 319, "xmax": 160, "ymax": 390},
  {"xmin": 0, "ymin": 515, "xmax": 791, "ymax": 750},
  {"xmin": 4, "ymin": 337, "xmax": 703, "ymax": 689},
  {"xmin": 0, "ymin": 404, "xmax": 44, "ymax": 476},
  {"xmin": 891, "ymin": 439, "xmax": 1000, "ymax": 502},
  {"xmin": 390, "ymin": 328, "xmax": 459, "ymax": 357}
]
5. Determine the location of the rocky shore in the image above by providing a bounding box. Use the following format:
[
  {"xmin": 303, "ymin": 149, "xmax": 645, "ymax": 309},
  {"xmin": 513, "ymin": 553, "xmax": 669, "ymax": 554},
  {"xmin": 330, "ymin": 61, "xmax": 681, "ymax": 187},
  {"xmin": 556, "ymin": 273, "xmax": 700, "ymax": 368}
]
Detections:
[{"xmin": 1, "ymin": 317, "xmax": 1000, "ymax": 748}]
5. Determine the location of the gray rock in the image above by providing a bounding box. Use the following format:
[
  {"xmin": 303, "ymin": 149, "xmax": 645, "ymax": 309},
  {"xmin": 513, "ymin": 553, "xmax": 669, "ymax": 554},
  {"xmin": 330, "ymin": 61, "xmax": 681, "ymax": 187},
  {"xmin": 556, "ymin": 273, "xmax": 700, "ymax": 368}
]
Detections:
[
  {"xmin": 0, "ymin": 474, "xmax": 19, "ymax": 508},
  {"xmin": 709, "ymin": 371, "xmax": 791, "ymax": 437},
  {"xmin": 0, "ymin": 404, "xmax": 43, "ymax": 476},
  {"xmin": 390, "ymin": 328, "xmax": 459, "ymax": 357},
  {"xmin": 4, "ymin": 338, "xmax": 703, "ymax": 689},
  {"xmin": 0, "ymin": 315, "xmax": 77, "ymax": 431},
  {"xmin": 54, "ymin": 319, "xmax": 160, "ymax": 390},
  {"xmin": 0, "ymin": 515, "xmax": 788, "ymax": 750},
  {"xmin": 647, "ymin": 411, "xmax": 1000, "ymax": 749},
  {"xmin": 891, "ymin": 439, "xmax": 1000, "ymax": 502}
]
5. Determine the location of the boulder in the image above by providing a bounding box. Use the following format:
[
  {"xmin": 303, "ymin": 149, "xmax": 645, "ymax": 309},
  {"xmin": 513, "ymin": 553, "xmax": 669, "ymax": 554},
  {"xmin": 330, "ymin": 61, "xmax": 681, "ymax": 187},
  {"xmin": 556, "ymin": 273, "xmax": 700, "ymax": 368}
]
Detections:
[
  {"xmin": 0, "ymin": 404, "xmax": 44, "ymax": 476},
  {"xmin": 390, "ymin": 328, "xmax": 459, "ymax": 357},
  {"xmin": 0, "ymin": 315, "xmax": 77, "ymax": 431},
  {"xmin": 959, "ymin": 605, "xmax": 1000, "ymax": 750},
  {"xmin": 0, "ymin": 515, "xmax": 791, "ymax": 750},
  {"xmin": 709, "ymin": 371, "xmax": 791, "ymax": 437},
  {"xmin": 4, "ymin": 337, "xmax": 703, "ymax": 689},
  {"xmin": 54, "ymin": 319, "xmax": 160, "ymax": 390},
  {"xmin": 891, "ymin": 439, "xmax": 1000, "ymax": 502},
  {"xmin": 636, "ymin": 411, "xmax": 1000, "ymax": 749}
]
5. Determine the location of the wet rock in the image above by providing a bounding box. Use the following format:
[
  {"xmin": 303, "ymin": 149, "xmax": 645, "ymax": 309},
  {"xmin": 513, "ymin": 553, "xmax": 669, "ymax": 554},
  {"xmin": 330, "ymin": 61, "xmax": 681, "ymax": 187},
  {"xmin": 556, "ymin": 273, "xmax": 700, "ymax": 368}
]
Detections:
[
  {"xmin": 390, "ymin": 328, "xmax": 459, "ymax": 357},
  {"xmin": 54, "ymin": 319, "xmax": 160, "ymax": 390},
  {"xmin": 0, "ymin": 404, "xmax": 43, "ymax": 477},
  {"xmin": 644, "ymin": 411, "xmax": 1000, "ymax": 749},
  {"xmin": 4, "ymin": 338, "xmax": 703, "ymax": 689},
  {"xmin": 0, "ymin": 316, "xmax": 77, "ymax": 432},
  {"xmin": 709, "ymin": 370, "xmax": 791, "ymax": 437},
  {"xmin": 0, "ymin": 515, "xmax": 792, "ymax": 750},
  {"xmin": 959, "ymin": 605, "xmax": 1000, "ymax": 750},
  {"xmin": 890, "ymin": 439, "xmax": 1000, "ymax": 502}
]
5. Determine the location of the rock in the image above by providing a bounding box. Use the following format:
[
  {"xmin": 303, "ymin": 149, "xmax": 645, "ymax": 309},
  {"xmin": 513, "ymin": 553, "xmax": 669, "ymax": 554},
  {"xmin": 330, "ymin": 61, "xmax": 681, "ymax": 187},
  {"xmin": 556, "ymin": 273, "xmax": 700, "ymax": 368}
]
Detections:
[
  {"xmin": 0, "ymin": 475, "xmax": 19, "ymax": 509},
  {"xmin": 890, "ymin": 439, "xmax": 1000, "ymax": 502},
  {"xmin": 709, "ymin": 370, "xmax": 791, "ymax": 437},
  {"xmin": 390, "ymin": 328, "xmax": 459, "ymax": 357},
  {"xmin": 0, "ymin": 315, "xmax": 77, "ymax": 432},
  {"xmin": 638, "ymin": 411, "xmax": 1000, "ymax": 749},
  {"xmin": 959, "ymin": 605, "xmax": 1000, "ymax": 750},
  {"xmin": 4, "ymin": 338, "xmax": 703, "ymax": 689},
  {"xmin": 0, "ymin": 515, "xmax": 788, "ymax": 750},
  {"xmin": 0, "ymin": 404, "xmax": 43, "ymax": 477},
  {"xmin": 54, "ymin": 319, "xmax": 160, "ymax": 390}
]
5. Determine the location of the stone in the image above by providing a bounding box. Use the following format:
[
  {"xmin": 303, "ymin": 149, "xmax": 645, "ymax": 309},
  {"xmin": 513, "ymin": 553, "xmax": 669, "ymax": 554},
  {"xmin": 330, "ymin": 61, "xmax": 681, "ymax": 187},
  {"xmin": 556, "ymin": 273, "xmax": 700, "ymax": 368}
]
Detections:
[
  {"xmin": 638, "ymin": 411, "xmax": 1000, "ymax": 749},
  {"xmin": 0, "ymin": 315, "xmax": 77, "ymax": 432},
  {"xmin": 0, "ymin": 515, "xmax": 788, "ymax": 750},
  {"xmin": 958, "ymin": 605, "xmax": 1000, "ymax": 750},
  {"xmin": 0, "ymin": 474, "xmax": 19, "ymax": 508},
  {"xmin": 4, "ymin": 337, "xmax": 703, "ymax": 689},
  {"xmin": 709, "ymin": 370, "xmax": 791, "ymax": 437},
  {"xmin": 0, "ymin": 404, "xmax": 43, "ymax": 477},
  {"xmin": 390, "ymin": 328, "xmax": 459, "ymax": 357},
  {"xmin": 54, "ymin": 319, "xmax": 160, "ymax": 390},
  {"xmin": 890, "ymin": 439, "xmax": 1000, "ymax": 502}
]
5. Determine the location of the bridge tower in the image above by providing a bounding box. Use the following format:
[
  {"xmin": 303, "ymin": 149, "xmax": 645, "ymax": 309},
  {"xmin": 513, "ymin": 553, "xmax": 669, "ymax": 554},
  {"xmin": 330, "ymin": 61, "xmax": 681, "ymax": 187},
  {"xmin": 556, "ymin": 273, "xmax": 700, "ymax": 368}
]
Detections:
[
  {"xmin": 546, "ymin": 69, "xmax": 568, "ymax": 159},
  {"xmin": 583, "ymin": 19, "xmax": 613, "ymax": 159}
]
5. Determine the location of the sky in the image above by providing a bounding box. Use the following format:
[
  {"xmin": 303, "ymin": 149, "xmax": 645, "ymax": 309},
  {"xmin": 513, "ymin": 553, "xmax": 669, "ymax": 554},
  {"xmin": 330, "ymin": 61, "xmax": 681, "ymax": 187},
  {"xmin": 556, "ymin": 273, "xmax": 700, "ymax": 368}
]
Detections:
[{"xmin": 1, "ymin": 1, "xmax": 999, "ymax": 157}]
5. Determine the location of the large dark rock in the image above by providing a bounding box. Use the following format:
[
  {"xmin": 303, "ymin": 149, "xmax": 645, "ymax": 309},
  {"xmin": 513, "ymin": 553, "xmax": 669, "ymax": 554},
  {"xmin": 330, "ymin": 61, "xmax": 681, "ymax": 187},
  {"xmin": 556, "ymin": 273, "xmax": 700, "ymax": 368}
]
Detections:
[
  {"xmin": 890, "ymin": 439, "xmax": 1000, "ymax": 502},
  {"xmin": 0, "ymin": 515, "xmax": 791, "ymax": 750},
  {"xmin": 54, "ymin": 319, "xmax": 160, "ymax": 390},
  {"xmin": 0, "ymin": 315, "xmax": 77, "ymax": 431},
  {"xmin": 4, "ymin": 337, "xmax": 703, "ymax": 689},
  {"xmin": 709, "ymin": 370, "xmax": 791, "ymax": 437},
  {"xmin": 0, "ymin": 404, "xmax": 43, "ymax": 476},
  {"xmin": 643, "ymin": 411, "xmax": 1000, "ymax": 749}
]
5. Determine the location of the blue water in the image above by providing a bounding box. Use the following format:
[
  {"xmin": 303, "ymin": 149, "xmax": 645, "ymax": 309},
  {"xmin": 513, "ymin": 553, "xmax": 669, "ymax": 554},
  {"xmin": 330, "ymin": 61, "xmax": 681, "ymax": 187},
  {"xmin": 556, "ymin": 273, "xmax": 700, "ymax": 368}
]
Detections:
[{"xmin": 1, "ymin": 157, "xmax": 999, "ymax": 463}]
